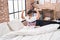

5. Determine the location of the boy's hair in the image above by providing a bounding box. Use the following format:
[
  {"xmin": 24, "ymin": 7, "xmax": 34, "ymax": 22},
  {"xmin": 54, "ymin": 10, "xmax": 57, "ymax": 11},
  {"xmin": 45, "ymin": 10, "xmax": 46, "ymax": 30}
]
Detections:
[{"xmin": 27, "ymin": 10, "xmax": 33, "ymax": 14}]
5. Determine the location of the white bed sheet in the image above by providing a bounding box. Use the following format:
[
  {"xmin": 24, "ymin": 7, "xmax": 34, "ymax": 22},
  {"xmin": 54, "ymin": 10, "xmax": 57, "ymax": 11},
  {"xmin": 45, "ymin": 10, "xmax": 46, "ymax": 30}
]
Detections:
[
  {"xmin": 51, "ymin": 29, "xmax": 60, "ymax": 40},
  {"xmin": 0, "ymin": 29, "xmax": 60, "ymax": 40},
  {"xmin": 0, "ymin": 24, "xmax": 60, "ymax": 40}
]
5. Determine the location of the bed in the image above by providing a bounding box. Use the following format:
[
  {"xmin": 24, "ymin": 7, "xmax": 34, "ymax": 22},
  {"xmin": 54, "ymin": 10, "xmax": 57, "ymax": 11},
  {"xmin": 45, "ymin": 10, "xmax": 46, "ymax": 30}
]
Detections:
[
  {"xmin": 0, "ymin": 19, "xmax": 60, "ymax": 40},
  {"xmin": 0, "ymin": 24, "xmax": 60, "ymax": 40},
  {"xmin": 0, "ymin": 29, "xmax": 60, "ymax": 40}
]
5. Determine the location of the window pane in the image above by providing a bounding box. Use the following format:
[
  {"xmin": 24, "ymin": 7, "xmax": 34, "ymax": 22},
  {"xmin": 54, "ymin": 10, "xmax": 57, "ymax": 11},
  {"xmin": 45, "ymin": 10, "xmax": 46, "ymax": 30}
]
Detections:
[
  {"xmin": 14, "ymin": 0, "xmax": 18, "ymax": 12},
  {"xmin": 15, "ymin": 13, "xmax": 18, "ymax": 19},
  {"xmin": 8, "ymin": 0, "xmax": 13, "ymax": 13},
  {"xmin": 51, "ymin": 0, "xmax": 56, "ymax": 3},
  {"xmin": 19, "ymin": 0, "xmax": 22, "ymax": 11},
  {"xmin": 18, "ymin": 0, "xmax": 25, "ymax": 11},
  {"xmin": 45, "ymin": 0, "xmax": 50, "ymax": 2},
  {"xmin": 39, "ymin": 0, "xmax": 44, "ymax": 4},
  {"xmin": 23, "ymin": 0, "xmax": 25, "ymax": 10},
  {"xmin": 9, "ymin": 14, "xmax": 14, "ymax": 21},
  {"xmin": 19, "ymin": 12, "xmax": 22, "ymax": 21},
  {"xmin": 57, "ymin": 0, "xmax": 60, "ymax": 3}
]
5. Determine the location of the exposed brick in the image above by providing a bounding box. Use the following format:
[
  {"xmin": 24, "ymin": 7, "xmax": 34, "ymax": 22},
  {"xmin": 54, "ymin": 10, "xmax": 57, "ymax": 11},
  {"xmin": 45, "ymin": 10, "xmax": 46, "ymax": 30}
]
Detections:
[{"xmin": 0, "ymin": 0, "xmax": 9, "ymax": 23}]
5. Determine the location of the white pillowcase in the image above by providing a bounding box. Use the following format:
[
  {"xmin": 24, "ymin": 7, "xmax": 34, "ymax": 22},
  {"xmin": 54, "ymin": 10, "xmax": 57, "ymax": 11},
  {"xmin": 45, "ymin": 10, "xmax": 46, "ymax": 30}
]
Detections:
[
  {"xmin": 8, "ymin": 19, "xmax": 24, "ymax": 31},
  {"xmin": 0, "ymin": 22, "xmax": 11, "ymax": 37}
]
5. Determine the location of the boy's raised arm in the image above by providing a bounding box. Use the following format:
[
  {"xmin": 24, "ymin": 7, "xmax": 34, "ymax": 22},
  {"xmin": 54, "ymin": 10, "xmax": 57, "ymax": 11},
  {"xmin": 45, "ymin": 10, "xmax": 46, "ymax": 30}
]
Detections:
[
  {"xmin": 34, "ymin": 8, "xmax": 41, "ymax": 20},
  {"xmin": 21, "ymin": 10, "xmax": 25, "ymax": 19}
]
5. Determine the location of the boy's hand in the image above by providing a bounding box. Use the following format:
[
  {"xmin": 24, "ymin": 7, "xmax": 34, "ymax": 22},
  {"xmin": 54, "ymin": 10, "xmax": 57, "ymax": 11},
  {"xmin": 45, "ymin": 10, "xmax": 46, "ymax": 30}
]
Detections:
[
  {"xmin": 22, "ymin": 10, "xmax": 24, "ymax": 13},
  {"xmin": 34, "ymin": 8, "xmax": 36, "ymax": 11},
  {"xmin": 34, "ymin": 8, "xmax": 39, "ymax": 12},
  {"xmin": 21, "ymin": 10, "xmax": 25, "ymax": 19}
]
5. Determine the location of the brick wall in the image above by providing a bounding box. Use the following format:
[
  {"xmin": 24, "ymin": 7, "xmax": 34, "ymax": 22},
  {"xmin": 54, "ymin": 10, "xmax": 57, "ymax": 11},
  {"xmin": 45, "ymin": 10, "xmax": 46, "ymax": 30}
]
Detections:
[
  {"xmin": 0, "ymin": 0, "xmax": 9, "ymax": 23},
  {"xmin": 56, "ymin": 3, "xmax": 60, "ymax": 19},
  {"xmin": 26, "ymin": 0, "xmax": 60, "ymax": 19}
]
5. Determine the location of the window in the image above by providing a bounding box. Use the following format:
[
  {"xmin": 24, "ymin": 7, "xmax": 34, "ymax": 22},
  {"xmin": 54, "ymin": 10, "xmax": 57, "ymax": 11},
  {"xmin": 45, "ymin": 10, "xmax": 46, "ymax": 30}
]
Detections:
[
  {"xmin": 51, "ymin": 0, "xmax": 56, "ymax": 3},
  {"xmin": 57, "ymin": 0, "xmax": 60, "ymax": 3},
  {"xmin": 8, "ymin": 0, "xmax": 26, "ymax": 21},
  {"xmin": 39, "ymin": 0, "xmax": 57, "ymax": 4},
  {"xmin": 45, "ymin": 0, "xmax": 50, "ymax": 2},
  {"xmin": 39, "ymin": 0, "xmax": 44, "ymax": 4}
]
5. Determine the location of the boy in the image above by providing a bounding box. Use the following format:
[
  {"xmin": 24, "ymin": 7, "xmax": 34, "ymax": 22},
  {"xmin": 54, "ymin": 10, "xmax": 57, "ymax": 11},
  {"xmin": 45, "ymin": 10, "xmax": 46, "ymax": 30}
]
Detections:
[{"xmin": 21, "ymin": 8, "xmax": 40, "ymax": 26}]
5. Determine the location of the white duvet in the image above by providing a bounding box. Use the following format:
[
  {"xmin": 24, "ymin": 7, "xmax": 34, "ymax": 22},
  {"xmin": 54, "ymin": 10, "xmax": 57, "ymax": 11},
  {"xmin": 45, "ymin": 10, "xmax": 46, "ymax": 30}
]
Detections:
[{"xmin": 0, "ymin": 24, "xmax": 60, "ymax": 40}]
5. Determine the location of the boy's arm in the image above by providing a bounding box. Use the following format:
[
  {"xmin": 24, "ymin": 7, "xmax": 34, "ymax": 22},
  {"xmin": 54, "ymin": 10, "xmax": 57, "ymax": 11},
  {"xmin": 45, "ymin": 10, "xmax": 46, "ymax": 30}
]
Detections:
[
  {"xmin": 34, "ymin": 8, "xmax": 41, "ymax": 20},
  {"xmin": 21, "ymin": 10, "xmax": 27, "ymax": 26},
  {"xmin": 21, "ymin": 10, "xmax": 25, "ymax": 19}
]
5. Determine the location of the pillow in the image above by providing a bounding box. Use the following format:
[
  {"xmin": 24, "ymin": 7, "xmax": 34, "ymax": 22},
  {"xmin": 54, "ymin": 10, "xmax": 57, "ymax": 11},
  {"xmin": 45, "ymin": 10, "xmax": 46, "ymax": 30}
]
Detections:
[
  {"xmin": 8, "ymin": 19, "xmax": 24, "ymax": 31},
  {"xmin": 0, "ymin": 22, "xmax": 11, "ymax": 37}
]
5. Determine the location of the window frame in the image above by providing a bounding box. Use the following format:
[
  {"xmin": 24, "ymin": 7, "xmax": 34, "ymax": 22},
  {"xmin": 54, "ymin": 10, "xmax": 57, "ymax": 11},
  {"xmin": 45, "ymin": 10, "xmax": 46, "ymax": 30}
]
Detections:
[{"xmin": 8, "ymin": 0, "xmax": 26, "ymax": 20}]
